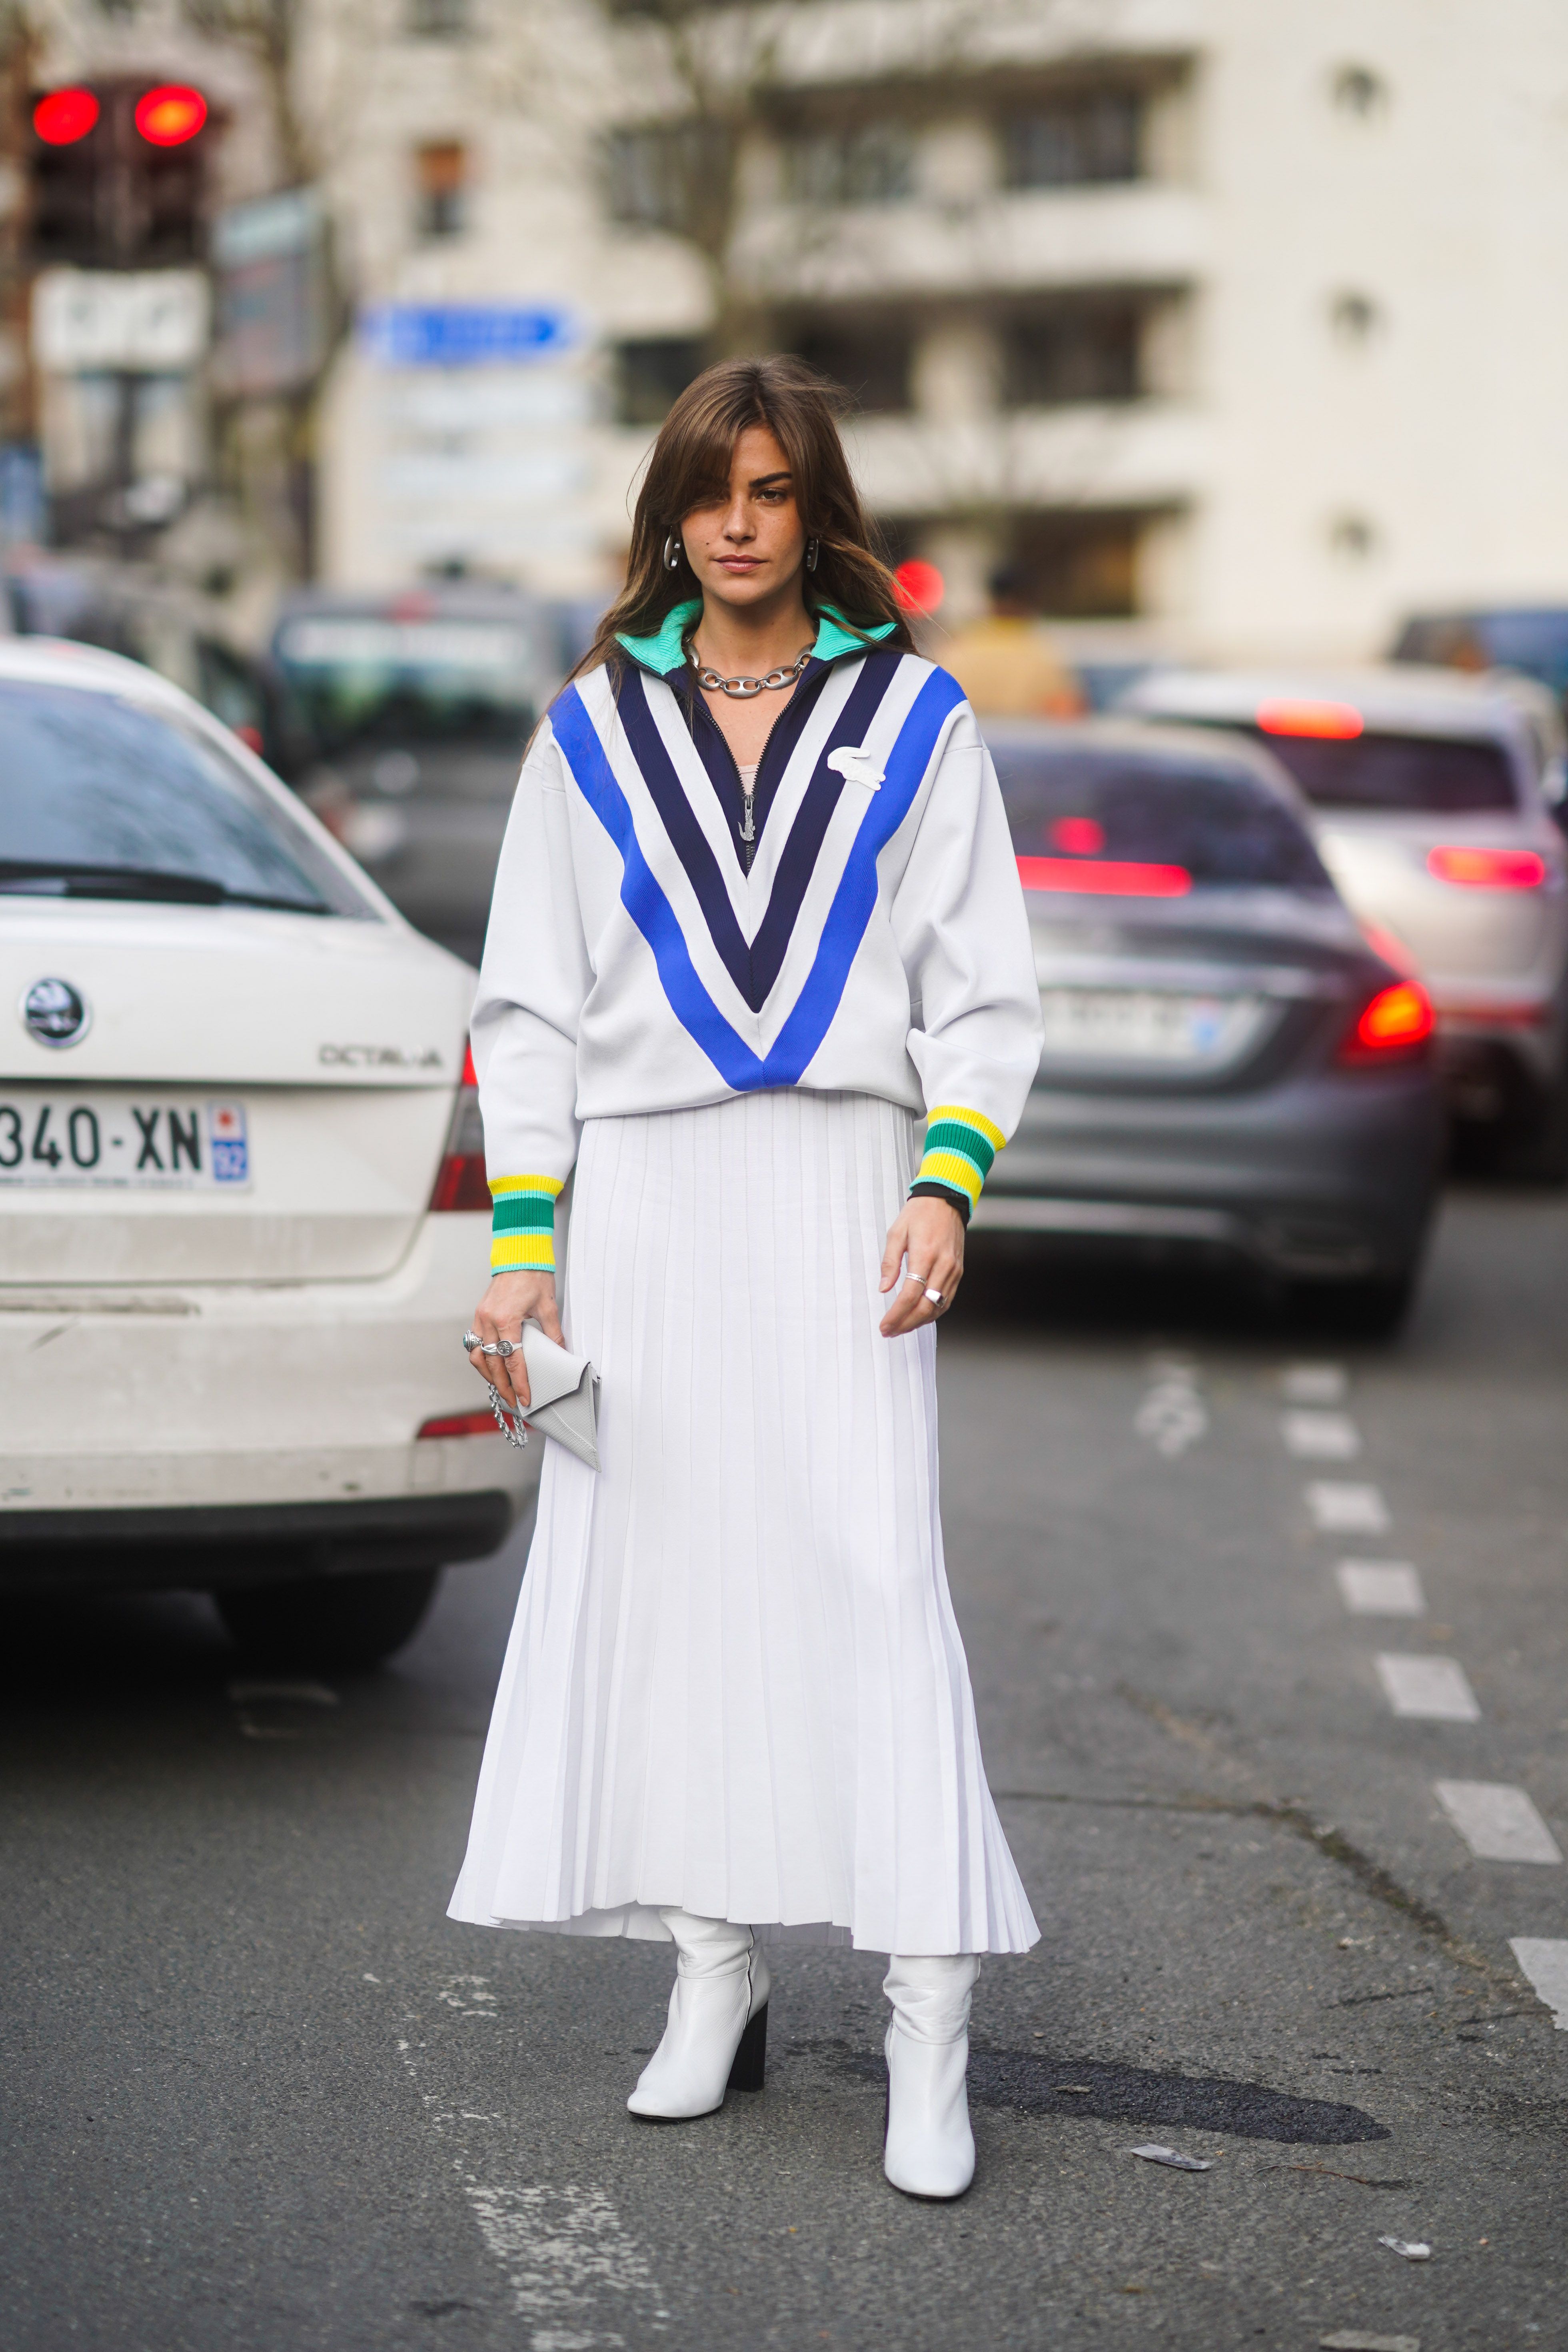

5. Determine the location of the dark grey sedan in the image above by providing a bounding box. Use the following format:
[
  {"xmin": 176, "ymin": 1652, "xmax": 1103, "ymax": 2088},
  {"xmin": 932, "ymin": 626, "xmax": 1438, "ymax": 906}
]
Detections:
[{"xmin": 978, "ymin": 720, "xmax": 1444, "ymax": 1332}]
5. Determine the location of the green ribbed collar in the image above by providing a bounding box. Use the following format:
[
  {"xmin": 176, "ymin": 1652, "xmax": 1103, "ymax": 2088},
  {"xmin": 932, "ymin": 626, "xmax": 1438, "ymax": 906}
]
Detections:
[{"xmin": 616, "ymin": 598, "xmax": 896, "ymax": 677}]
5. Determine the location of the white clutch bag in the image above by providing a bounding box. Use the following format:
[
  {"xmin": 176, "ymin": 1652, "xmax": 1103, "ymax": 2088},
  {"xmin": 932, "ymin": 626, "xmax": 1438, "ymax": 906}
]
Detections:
[{"xmin": 479, "ymin": 1322, "xmax": 599, "ymax": 1469}]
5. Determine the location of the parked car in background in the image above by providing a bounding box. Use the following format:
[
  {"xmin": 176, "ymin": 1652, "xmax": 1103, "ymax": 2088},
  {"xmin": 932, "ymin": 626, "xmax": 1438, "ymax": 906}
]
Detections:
[
  {"xmin": 273, "ymin": 584, "xmax": 558, "ymax": 966},
  {"xmin": 1121, "ymin": 667, "xmax": 1568, "ymax": 1171},
  {"xmin": 0, "ymin": 637, "xmax": 533, "ymax": 1666},
  {"xmin": 1, "ymin": 552, "xmax": 309, "ymax": 780},
  {"xmin": 1394, "ymin": 607, "xmax": 1568, "ymax": 719},
  {"xmin": 978, "ymin": 720, "xmax": 1443, "ymax": 1331}
]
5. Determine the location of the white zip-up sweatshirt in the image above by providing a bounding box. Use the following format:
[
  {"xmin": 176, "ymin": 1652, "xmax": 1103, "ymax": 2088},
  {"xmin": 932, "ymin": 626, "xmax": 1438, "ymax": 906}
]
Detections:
[{"xmin": 472, "ymin": 607, "xmax": 1044, "ymax": 1272}]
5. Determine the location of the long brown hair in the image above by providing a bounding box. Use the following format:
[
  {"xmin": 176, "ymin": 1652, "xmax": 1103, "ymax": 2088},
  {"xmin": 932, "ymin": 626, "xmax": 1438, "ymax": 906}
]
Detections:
[{"xmin": 571, "ymin": 355, "xmax": 915, "ymax": 682}]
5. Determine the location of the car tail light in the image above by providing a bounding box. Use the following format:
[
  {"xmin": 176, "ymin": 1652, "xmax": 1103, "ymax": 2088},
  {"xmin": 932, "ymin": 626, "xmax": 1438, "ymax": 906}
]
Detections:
[
  {"xmin": 1256, "ymin": 699, "xmax": 1364, "ymax": 739},
  {"xmin": 1426, "ymin": 845, "xmax": 1547, "ymax": 889},
  {"xmin": 417, "ymin": 1408, "xmax": 500, "ymax": 1440},
  {"xmin": 1340, "ymin": 979, "xmax": 1434, "ymax": 1062},
  {"xmin": 1016, "ymin": 855, "xmax": 1190, "ymax": 898},
  {"xmin": 429, "ymin": 1043, "xmax": 489, "ymax": 1212}
]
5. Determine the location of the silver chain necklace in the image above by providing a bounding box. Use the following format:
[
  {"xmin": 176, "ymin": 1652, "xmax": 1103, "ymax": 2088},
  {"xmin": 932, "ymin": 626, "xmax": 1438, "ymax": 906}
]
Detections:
[{"xmin": 689, "ymin": 643, "xmax": 812, "ymax": 699}]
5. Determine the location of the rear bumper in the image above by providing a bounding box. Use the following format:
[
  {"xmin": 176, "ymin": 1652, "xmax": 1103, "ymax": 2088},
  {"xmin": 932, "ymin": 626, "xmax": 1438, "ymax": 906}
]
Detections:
[
  {"xmin": 980, "ymin": 1063, "xmax": 1442, "ymax": 1279},
  {"xmin": 0, "ymin": 1213, "xmax": 538, "ymax": 1517},
  {"xmin": 0, "ymin": 1490, "xmax": 516, "ymax": 1593}
]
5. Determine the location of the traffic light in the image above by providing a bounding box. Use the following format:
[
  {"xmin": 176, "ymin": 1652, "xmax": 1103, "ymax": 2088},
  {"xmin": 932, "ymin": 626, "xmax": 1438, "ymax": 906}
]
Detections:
[{"xmin": 28, "ymin": 79, "xmax": 212, "ymax": 267}]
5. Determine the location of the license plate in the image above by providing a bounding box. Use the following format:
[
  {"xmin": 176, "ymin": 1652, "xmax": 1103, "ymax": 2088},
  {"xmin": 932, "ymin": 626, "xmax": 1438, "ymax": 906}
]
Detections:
[
  {"xmin": 1038, "ymin": 989, "xmax": 1258, "ymax": 1063},
  {"xmin": 0, "ymin": 1097, "xmax": 251, "ymax": 1188}
]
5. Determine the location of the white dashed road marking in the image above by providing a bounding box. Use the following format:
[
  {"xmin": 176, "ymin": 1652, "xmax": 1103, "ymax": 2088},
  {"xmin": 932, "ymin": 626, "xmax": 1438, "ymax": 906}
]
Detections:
[
  {"xmin": 1135, "ymin": 1356, "xmax": 1208, "ymax": 1457},
  {"xmin": 1510, "ymin": 1938, "xmax": 1568, "ymax": 2027},
  {"xmin": 1282, "ymin": 1363, "xmax": 1348, "ymax": 1404},
  {"xmin": 1308, "ymin": 1482, "xmax": 1390, "ymax": 1533},
  {"xmin": 1282, "ymin": 1411, "xmax": 1362, "ymax": 1460},
  {"xmin": 1375, "ymin": 1654, "xmax": 1480, "ymax": 1722},
  {"xmin": 1336, "ymin": 1562, "xmax": 1426, "ymax": 1617},
  {"xmin": 1434, "ymin": 1781, "xmax": 1562, "ymax": 1864}
]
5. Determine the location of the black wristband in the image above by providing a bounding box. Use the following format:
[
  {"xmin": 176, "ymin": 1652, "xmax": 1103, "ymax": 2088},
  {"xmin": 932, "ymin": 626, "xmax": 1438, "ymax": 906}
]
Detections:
[{"xmin": 909, "ymin": 1180, "xmax": 971, "ymax": 1225}]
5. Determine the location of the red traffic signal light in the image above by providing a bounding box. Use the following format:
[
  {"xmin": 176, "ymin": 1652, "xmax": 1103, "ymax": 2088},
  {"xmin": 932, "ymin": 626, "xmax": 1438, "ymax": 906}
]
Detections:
[
  {"xmin": 33, "ymin": 87, "xmax": 100, "ymax": 144},
  {"xmin": 134, "ymin": 84, "xmax": 207, "ymax": 146}
]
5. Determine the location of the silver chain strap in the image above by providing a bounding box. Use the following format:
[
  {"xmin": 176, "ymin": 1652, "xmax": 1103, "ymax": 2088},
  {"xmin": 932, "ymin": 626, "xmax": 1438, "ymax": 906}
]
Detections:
[{"xmin": 689, "ymin": 645, "xmax": 812, "ymax": 699}]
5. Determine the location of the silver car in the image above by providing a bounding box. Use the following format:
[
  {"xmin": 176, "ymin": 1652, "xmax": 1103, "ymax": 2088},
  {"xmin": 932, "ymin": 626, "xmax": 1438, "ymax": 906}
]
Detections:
[
  {"xmin": 1121, "ymin": 666, "xmax": 1568, "ymax": 1168},
  {"xmin": 978, "ymin": 720, "xmax": 1444, "ymax": 1333}
]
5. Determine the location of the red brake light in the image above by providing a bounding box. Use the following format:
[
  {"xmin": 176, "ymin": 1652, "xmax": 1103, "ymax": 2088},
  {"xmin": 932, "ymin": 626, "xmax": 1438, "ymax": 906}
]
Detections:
[
  {"xmin": 1427, "ymin": 845, "xmax": 1546, "ymax": 890},
  {"xmin": 1256, "ymin": 699, "xmax": 1364, "ymax": 739},
  {"xmin": 429, "ymin": 1042, "xmax": 489, "ymax": 1211},
  {"xmin": 134, "ymin": 84, "xmax": 207, "ymax": 145},
  {"xmin": 1345, "ymin": 979, "xmax": 1434, "ymax": 1058},
  {"xmin": 417, "ymin": 1409, "xmax": 501, "ymax": 1440},
  {"xmin": 1017, "ymin": 855, "xmax": 1190, "ymax": 898},
  {"xmin": 1049, "ymin": 816, "xmax": 1106, "ymax": 854},
  {"xmin": 34, "ymin": 87, "xmax": 99, "ymax": 143}
]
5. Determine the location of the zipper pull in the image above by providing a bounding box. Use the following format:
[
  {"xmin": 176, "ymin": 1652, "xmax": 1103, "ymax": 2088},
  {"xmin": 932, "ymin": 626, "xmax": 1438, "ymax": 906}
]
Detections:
[{"xmin": 739, "ymin": 791, "xmax": 755, "ymax": 845}]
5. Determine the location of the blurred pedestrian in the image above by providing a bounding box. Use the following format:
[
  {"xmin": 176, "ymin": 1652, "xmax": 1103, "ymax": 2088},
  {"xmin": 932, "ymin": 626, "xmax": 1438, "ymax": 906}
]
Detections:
[
  {"xmin": 945, "ymin": 560, "xmax": 1083, "ymax": 717},
  {"xmin": 450, "ymin": 357, "xmax": 1043, "ymax": 2201}
]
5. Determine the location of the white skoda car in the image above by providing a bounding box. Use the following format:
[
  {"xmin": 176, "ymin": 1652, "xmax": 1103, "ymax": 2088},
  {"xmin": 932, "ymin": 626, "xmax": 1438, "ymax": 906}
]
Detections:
[{"xmin": 0, "ymin": 638, "xmax": 533, "ymax": 1666}]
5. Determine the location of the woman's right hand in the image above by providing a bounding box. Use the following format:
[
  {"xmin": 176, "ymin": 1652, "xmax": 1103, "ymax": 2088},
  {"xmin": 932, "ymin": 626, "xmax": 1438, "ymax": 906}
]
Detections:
[{"xmin": 467, "ymin": 1271, "xmax": 563, "ymax": 1412}]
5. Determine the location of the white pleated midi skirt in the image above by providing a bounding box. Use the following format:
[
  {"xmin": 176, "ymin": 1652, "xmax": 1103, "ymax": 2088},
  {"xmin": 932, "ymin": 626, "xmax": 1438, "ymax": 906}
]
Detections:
[{"xmin": 448, "ymin": 1088, "xmax": 1039, "ymax": 1956}]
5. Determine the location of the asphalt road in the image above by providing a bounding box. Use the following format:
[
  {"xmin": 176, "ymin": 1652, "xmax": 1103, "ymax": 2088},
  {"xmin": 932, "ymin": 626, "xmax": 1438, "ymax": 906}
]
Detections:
[{"xmin": 4, "ymin": 1181, "xmax": 1567, "ymax": 2352}]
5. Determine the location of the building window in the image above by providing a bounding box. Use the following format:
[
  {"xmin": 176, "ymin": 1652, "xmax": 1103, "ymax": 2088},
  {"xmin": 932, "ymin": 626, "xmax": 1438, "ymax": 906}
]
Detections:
[
  {"xmin": 408, "ymin": 0, "xmax": 471, "ymax": 32},
  {"xmin": 788, "ymin": 323, "xmax": 912, "ymax": 413},
  {"xmin": 415, "ymin": 142, "xmax": 468, "ymax": 240},
  {"xmin": 607, "ymin": 124, "xmax": 731, "ymax": 236},
  {"xmin": 1331, "ymin": 64, "xmax": 1388, "ymax": 119},
  {"xmin": 1010, "ymin": 513, "xmax": 1141, "ymax": 617},
  {"xmin": 1002, "ymin": 306, "xmax": 1141, "ymax": 407},
  {"xmin": 614, "ymin": 338, "xmax": 706, "ymax": 427},
  {"xmin": 1001, "ymin": 92, "xmax": 1142, "ymax": 189},
  {"xmin": 783, "ymin": 124, "xmax": 915, "ymax": 208}
]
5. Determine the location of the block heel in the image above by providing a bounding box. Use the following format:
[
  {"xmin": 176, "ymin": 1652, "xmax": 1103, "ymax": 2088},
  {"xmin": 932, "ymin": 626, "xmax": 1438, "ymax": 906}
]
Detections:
[{"xmin": 725, "ymin": 1999, "xmax": 768, "ymax": 2093}]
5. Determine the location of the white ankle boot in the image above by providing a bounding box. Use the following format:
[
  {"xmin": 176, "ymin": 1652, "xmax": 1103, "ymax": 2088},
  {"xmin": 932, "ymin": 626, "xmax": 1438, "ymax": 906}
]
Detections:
[
  {"xmin": 882, "ymin": 1953, "xmax": 979, "ymax": 2198},
  {"xmin": 627, "ymin": 1909, "xmax": 770, "ymax": 2120}
]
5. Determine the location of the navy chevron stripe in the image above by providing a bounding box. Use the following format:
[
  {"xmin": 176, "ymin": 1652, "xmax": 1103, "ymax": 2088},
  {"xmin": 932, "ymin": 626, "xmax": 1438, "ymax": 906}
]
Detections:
[
  {"xmin": 617, "ymin": 668, "xmax": 750, "ymax": 997},
  {"xmin": 615, "ymin": 655, "xmax": 903, "ymax": 1013},
  {"xmin": 551, "ymin": 667, "xmax": 965, "ymax": 1089},
  {"xmin": 748, "ymin": 652, "xmax": 901, "ymax": 1003}
]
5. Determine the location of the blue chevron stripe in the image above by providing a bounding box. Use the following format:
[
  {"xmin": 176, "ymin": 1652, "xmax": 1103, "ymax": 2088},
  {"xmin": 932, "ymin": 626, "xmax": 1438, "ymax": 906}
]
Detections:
[
  {"xmin": 550, "ymin": 666, "xmax": 965, "ymax": 1089},
  {"xmin": 615, "ymin": 657, "xmax": 903, "ymax": 1013}
]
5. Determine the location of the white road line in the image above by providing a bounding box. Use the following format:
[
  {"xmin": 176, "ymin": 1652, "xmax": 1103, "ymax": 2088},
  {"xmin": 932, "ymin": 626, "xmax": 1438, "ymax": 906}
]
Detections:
[
  {"xmin": 1135, "ymin": 1357, "xmax": 1208, "ymax": 1457},
  {"xmin": 1375, "ymin": 1654, "xmax": 1480, "ymax": 1722},
  {"xmin": 1434, "ymin": 1782, "xmax": 1562, "ymax": 1864},
  {"xmin": 1282, "ymin": 1362, "xmax": 1349, "ymax": 1404},
  {"xmin": 464, "ymin": 2179, "xmax": 664, "ymax": 2342},
  {"xmin": 1282, "ymin": 1410, "xmax": 1361, "ymax": 1460},
  {"xmin": 1336, "ymin": 1561, "xmax": 1426, "ymax": 1617},
  {"xmin": 1510, "ymin": 1937, "xmax": 1568, "ymax": 2027},
  {"xmin": 1308, "ymin": 1482, "xmax": 1390, "ymax": 1533}
]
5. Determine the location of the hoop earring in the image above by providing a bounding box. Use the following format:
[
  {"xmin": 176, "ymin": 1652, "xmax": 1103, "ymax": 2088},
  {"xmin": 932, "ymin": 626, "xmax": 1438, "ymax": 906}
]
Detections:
[
  {"xmin": 663, "ymin": 534, "xmax": 683, "ymax": 573},
  {"xmin": 805, "ymin": 538, "xmax": 819, "ymax": 572}
]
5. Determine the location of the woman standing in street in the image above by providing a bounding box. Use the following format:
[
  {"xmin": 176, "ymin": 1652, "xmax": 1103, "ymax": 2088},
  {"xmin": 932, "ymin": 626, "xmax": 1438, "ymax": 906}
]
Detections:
[{"xmin": 449, "ymin": 356, "xmax": 1044, "ymax": 2199}]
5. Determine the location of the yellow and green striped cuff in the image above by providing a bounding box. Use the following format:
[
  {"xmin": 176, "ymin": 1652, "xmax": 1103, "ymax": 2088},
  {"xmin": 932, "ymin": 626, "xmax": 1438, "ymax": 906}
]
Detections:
[
  {"xmin": 911, "ymin": 1106, "xmax": 1006, "ymax": 1213},
  {"xmin": 490, "ymin": 1174, "xmax": 563, "ymax": 1273}
]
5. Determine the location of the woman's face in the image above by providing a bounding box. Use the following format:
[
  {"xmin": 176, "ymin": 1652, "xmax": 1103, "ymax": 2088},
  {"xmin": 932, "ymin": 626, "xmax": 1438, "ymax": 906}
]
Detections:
[{"xmin": 679, "ymin": 425, "xmax": 807, "ymax": 613}]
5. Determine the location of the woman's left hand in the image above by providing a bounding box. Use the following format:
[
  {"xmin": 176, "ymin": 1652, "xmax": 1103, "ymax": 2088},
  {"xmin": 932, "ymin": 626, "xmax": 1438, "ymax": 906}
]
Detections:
[{"xmin": 878, "ymin": 1196, "xmax": 965, "ymax": 1337}]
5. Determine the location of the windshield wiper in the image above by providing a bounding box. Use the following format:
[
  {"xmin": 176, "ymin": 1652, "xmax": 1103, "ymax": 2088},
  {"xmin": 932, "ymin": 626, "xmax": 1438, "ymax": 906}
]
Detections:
[{"xmin": 0, "ymin": 860, "xmax": 329, "ymax": 914}]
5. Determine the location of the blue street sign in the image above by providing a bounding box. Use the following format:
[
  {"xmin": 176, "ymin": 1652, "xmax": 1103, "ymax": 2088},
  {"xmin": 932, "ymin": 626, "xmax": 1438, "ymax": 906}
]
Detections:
[{"xmin": 362, "ymin": 304, "xmax": 578, "ymax": 368}]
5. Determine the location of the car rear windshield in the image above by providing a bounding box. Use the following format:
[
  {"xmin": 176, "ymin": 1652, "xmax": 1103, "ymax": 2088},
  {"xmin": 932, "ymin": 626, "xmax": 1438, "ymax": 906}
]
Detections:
[
  {"xmin": 990, "ymin": 743, "xmax": 1333, "ymax": 891},
  {"xmin": 1243, "ymin": 727, "xmax": 1518, "ymax": 813},
  {"xmin": 274, "ymin": 614, "xmax": 540, "ymax": 755},
  {"xmin": 0, "ymin": 679, "xmax": 372, "ymax": 915}
]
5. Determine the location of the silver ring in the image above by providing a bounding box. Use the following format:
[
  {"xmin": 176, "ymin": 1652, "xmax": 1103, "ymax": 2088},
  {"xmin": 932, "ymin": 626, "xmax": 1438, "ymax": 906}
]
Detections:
[
  {"xmin": 463, "ymin": 1330, "xmax": 481, "ymax": 1350},
  {"xmin": 481, "ymin": 1337, "xmax": 517, "ymax": 1359},
  {"xmin": 924, "ymin": 1286, "xmax": 943, "ymax": 1305}
]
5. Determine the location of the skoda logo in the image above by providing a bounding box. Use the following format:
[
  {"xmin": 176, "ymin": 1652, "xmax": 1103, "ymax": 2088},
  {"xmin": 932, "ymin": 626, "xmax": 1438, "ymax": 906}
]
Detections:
[{"xmin": 21, "ymin": 977, "xmax": 91, "ymax": 1048}]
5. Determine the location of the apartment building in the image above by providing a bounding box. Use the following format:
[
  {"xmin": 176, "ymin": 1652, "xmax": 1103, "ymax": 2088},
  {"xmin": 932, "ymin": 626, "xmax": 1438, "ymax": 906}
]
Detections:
[{"xmin": 16, "ymin": 0, "xmax": 1568, "ymax": 660}]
